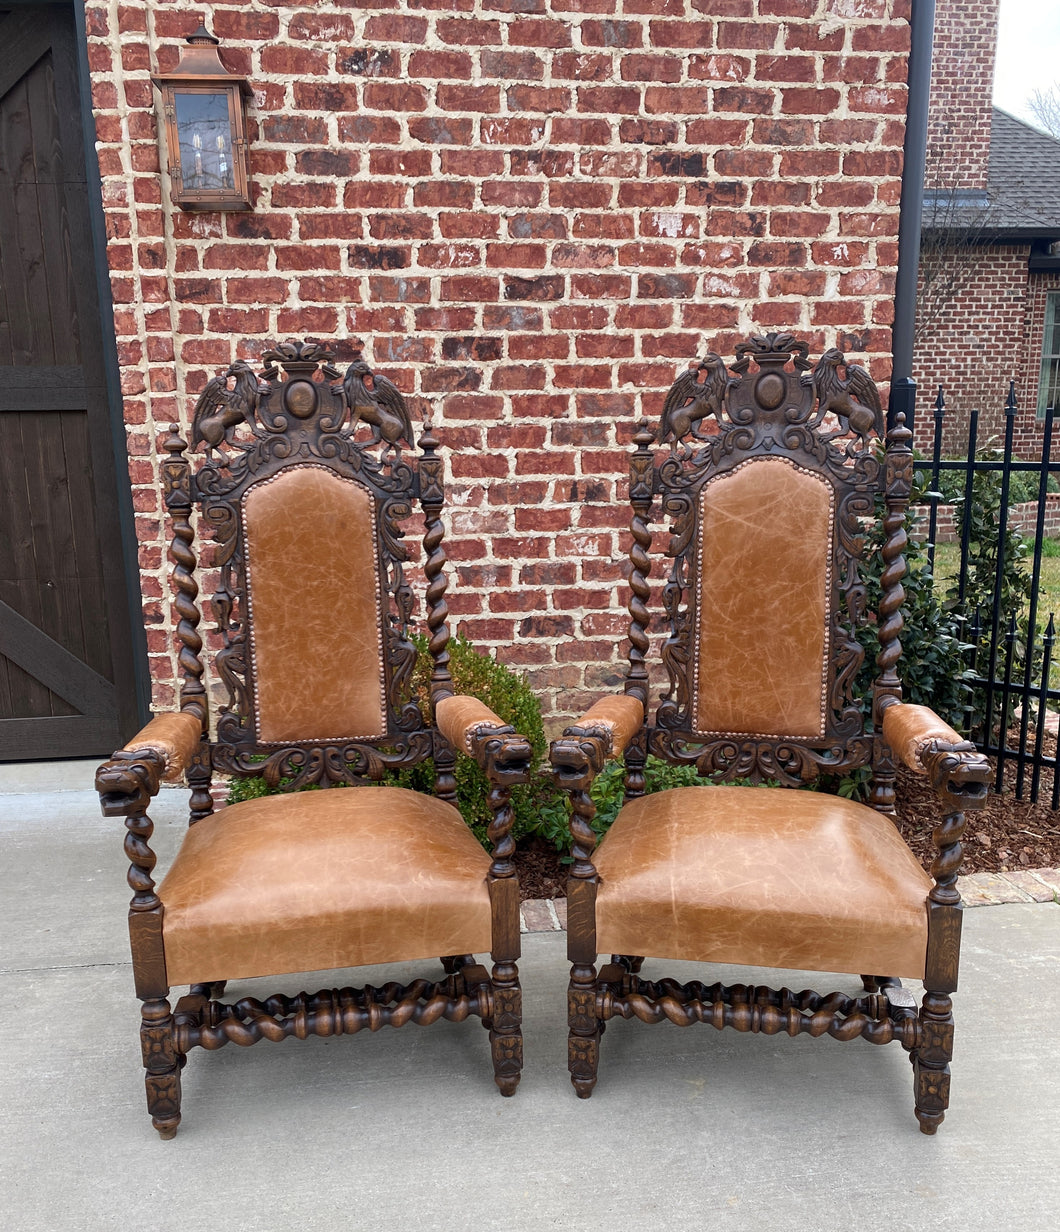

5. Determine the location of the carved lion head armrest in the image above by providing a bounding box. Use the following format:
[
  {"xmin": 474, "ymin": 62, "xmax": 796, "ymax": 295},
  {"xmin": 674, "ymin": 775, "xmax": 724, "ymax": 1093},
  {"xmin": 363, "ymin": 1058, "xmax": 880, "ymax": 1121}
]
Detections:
[
  {"xmin": 434, "ymin": 694, "xmax": 532, "ymax": 785},
  {"xmin": 880, "ymin": 701, "xmax": 990, "ymax": 812},
  {"xmin": 549, "ymin": 694, "xmax": 645, "ymax": 793},
  {"xmin": 917, "ymin": 740, "xmax": 992, "ymax": 815},
  {"xmin": 95, "ymin": 750, "xmax": 165, "ymax": 817}
]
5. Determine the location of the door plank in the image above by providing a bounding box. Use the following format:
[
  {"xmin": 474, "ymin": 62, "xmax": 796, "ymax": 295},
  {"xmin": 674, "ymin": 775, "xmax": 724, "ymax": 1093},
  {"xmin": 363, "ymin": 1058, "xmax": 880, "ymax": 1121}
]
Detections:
[
  {"xmin": 0, "ymin": 10, "xmax": 52, "ymax": 103},
  {"xmin": 0, "ymin": 599, "xmax": 117, "ymax": 715},
  {"xmin": 0, "ymin": 410, "xmax": 53, "ymax": 716},
  {"xmin": 0, "ymin": 714, "xmax": 121, "ymax": 760}
]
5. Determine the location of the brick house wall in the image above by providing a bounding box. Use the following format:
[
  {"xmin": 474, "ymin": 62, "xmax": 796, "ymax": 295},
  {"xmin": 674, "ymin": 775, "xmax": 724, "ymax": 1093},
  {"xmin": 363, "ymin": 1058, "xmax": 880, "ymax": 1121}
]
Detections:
[
  {"xmin": 924, "ymin": 0, "xmax": 997, "ymax": 189},
  {"xmin": 914, "ymin": 0, "xmax": 1060, "ymax": 463},
  {"xmin": 912, "ymin": 243, "xmax": 1030, "ymax": 455},
  {"xmin": 85, "ymin": 0, "xmax": 913, "ymax": 725}
]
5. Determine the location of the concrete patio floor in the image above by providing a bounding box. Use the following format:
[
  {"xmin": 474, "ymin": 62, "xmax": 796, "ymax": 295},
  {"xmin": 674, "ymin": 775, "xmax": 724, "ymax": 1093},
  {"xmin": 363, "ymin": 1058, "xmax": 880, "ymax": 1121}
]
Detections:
[{"xmin": 2, "ymin": 763, "xmax": 1059, "ymax": 1230}]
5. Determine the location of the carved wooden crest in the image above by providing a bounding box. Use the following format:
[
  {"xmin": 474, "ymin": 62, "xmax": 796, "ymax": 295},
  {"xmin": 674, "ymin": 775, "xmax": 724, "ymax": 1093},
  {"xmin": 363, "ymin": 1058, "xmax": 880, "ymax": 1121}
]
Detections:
[
  {"xmin": 169, "ymin": 341, "xmax": 440, "ymax": 789},
  {"xmin": 639, "ymin": 333, "xmax": 890, "ymax": 786}
]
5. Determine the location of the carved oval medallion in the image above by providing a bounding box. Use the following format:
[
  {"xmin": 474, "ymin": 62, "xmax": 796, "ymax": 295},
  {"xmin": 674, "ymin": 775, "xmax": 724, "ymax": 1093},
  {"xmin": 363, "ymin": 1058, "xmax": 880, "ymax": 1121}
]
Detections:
[
  {"xmin": 283, "ymin": 379, "xmax": 318, "ymax": 418},
  {"xmin": 754, "ymin": 371, "xmax": 786, "ymax": 410}
]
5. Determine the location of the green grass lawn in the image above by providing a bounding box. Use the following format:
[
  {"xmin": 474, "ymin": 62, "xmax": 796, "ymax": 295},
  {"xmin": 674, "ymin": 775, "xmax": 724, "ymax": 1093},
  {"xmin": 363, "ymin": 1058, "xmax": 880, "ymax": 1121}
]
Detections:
[
  {"xmin": 930, "ymin": 538, "xmax": 1060, "ymax": 698},
  {"xmin": 931, "ymin": 539, "xmax": 1060, "ymax": 621}
]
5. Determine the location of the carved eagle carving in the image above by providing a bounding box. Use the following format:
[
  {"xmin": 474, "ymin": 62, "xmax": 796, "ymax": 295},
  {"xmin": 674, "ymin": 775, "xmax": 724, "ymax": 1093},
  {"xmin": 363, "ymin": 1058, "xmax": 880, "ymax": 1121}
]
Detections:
[
  {"xmin": 657, "ymin": 352, "xmax": 730, "ymax": 446},
  {"xmin": 811, "ymin": 348, "xmax": 885, "ymax": 445},
  {"xmin": 190, "ymin": 361, "xmax": 263, "ymax": 454},
  {"xmin": 342, "ymin": 359, "xmax": 414, "ymax": 453}
]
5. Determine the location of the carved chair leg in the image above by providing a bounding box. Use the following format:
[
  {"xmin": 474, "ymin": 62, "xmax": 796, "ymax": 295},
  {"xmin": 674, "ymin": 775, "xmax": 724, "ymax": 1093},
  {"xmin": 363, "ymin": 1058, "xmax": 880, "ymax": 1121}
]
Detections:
[
  {"xmin": 612, "ymin": 954, "xmax": 645, "ymax": 975},
  {"xmin": 488, "ymin": 960, "xmax": 522, "ymax": 1096},
  {"xmin": 568, "ymin": 962, "xmax": 602, "ymax": 1099},
  {"xmin": 441, "ymin": 954, "xmax": 475, "ymax": 975},
  {"xmin": 140, "ymin": 997, "xmax": 182, "ymax": 1139},
  {"xmin": 913, "ymin": 991, "xmax": 954, "ymax": 1135}
]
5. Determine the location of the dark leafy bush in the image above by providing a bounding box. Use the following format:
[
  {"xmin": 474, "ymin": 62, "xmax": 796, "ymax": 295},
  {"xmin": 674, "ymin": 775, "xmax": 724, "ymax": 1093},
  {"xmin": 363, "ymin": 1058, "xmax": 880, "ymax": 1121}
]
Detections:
[
  {"xmin": 854, "ymin": 483, "xmax": 975, "ymax": 733},
  {"xmin": 384, "ymin": 634, "xmax": 547, "ymax": 847}
]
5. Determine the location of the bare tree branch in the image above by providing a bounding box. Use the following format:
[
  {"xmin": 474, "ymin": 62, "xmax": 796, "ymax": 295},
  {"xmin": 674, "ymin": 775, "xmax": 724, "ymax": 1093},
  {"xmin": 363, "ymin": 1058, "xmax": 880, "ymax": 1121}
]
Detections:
[
  {"xmin": 915, "ymin": 131, "xmax": 1008, "ymax": 348},
  {"xmin": 1027, "ymin": 83, "xmax": 1060, "ymax": 139}
]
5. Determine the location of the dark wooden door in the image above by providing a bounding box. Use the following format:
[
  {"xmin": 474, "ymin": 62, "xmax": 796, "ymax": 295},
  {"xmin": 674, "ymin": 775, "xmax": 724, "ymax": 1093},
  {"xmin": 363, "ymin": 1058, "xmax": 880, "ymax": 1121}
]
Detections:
[{"xmin": 0, "ymin": 4, "xmax": 141, "ymax": 758}]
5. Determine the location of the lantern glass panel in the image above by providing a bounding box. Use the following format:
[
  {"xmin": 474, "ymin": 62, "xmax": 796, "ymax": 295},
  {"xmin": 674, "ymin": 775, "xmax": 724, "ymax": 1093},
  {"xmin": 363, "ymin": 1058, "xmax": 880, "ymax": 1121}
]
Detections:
[{"xmin": 173, "ymin": 91, "xmax": 235, "ymax": 191}]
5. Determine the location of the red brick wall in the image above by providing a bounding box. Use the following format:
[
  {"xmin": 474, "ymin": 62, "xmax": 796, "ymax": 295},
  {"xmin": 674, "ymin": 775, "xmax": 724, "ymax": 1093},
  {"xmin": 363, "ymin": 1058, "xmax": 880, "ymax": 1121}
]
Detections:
[
  {"xmin": 86, "ymin": 0, "xmax": 912, "ymax": 726},
  {"xmin": 913, "ymin": 254, "xmax": 1060, "ymax": 462},
  {"xmin": 911, "ymin": 493, "xmax": 1060, "ymax": 542},
  {"xmin": 912, "ymin": 243, "xmax": 1029, "ymax": 455},
  {"xmin": 1016, "ymin": 271, "xmax": 1060, "ymax": 456},
  {"xmin": 925, "ymin": 0, "xmax": 998, "ymax": 189}
]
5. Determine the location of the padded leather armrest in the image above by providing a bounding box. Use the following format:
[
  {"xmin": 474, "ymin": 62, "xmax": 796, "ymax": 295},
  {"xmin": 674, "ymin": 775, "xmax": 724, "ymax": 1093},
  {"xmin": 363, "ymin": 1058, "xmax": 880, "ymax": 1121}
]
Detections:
[
  {"xmin": 881, "ymin": 703, "xmax": 966, "ymax": 775},
  {"xmin": 121, "ymin": 710, "xmax": 204, "ymax": 783},
  {"xmin": 434, "ymin": 694, "xmax": 532, "ymax": 785},
  {"xmin": 564, "ymin": 694, "xmax": 644, "ymax": 760},
  {"xmin": 549, "ymin": 694, "xmax": 645, "ymax": 793},
  {"xmin": 435, "ymin": 694, "xmax": 510, "ymax": 754},
  {"xmin": 881, "ymin": 702, "xmax": 990, "ymax": 812}
]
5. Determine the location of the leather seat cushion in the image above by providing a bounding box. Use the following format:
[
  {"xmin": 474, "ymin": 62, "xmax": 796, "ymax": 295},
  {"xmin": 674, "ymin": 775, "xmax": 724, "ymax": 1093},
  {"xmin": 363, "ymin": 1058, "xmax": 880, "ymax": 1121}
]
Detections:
[
  {"xmin": 595, "ymin": 786, "xmax": 933, "ymax": 979},
  {"xmin": 158, "ymin": 787, "xmax": 493, "ymax": 986}
]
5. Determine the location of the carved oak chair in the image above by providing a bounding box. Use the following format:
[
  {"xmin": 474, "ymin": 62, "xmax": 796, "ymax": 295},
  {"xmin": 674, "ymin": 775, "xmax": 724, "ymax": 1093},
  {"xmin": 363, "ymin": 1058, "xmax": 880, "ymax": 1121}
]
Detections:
[
  {"xmin": 550, "ymin": 333, "xmax": 992, "ymax": 1134},
  {"xmin": 96, "ymin": 341, "xmax": 531, "ymax": 1137}
]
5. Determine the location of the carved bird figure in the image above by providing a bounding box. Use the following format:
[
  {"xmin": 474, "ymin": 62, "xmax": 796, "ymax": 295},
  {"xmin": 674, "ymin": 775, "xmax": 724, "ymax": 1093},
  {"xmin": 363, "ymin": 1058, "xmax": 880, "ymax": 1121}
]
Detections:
[
  {"xmin": 342, "ymin": 359, "xmax": 414, "ymax": 452},
  {"xmin": 811, "ymin": 348, "xmax": 885, "ymax": 445},
  {"xmin": 190, "ymin": 361, "xmax": 263, "ymax": 454},
  {"xmin": 657, "ymin": 352, "xmax": 731, "ymax": 446}
]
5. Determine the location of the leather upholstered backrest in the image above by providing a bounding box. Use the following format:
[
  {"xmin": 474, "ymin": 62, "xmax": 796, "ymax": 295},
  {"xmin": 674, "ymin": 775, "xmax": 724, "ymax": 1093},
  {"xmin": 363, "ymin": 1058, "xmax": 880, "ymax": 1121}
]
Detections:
[
  {"xmin": 242, "ymin": 466, "xmax": 385, "ymax": 743},
  {"xmin": 694, "ymin": 456, "xmax": 831, "ymax": 738},
  {"xmin": 176, "ymin": 341, "xmax": 436, "ymax": 788},
  {"xmin": 643, "ymin": 333, "xmax": 891, "ymax": 786}
]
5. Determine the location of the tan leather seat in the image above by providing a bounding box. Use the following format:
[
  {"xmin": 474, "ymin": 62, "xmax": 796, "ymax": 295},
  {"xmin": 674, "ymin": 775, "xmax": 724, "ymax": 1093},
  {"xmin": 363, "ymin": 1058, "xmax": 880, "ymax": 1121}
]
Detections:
[
  {"xmin": 159, "ymin": 788, "xmax": 492, "ymax": 986},
  {"xmin": 595, "ymin": 786, "xmax": 932, "ymax": 979}
]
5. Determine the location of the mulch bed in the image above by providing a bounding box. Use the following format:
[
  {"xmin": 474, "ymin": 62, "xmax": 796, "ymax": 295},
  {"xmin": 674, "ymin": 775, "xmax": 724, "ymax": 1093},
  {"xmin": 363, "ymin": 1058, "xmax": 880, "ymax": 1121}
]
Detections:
[{"xmin": 513, "ymin": 761, "xmax": 1060, "ymax": 901}]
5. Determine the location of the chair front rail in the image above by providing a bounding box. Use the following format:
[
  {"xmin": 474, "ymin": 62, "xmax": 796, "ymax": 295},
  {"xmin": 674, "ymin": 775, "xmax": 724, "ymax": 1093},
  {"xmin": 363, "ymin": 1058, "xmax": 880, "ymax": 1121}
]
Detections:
[
  {"xmin": 598, "ymin": 972, "xmax": 920, "ymax": 1049},
  {"xmin": 173, "ymin": 967, "xmax": 496, "ymax": 1052}
]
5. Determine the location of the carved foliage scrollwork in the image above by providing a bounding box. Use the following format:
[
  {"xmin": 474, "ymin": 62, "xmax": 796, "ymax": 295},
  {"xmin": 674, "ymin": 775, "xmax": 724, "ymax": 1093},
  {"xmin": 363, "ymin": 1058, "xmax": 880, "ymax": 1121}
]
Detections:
[
  {"xmin": 649, "ymin": 333, "xmax": 885, "ymax": 782},
  {"xmin": 189, "ymin": 341, "xmax": 429, "ymax": 787}
]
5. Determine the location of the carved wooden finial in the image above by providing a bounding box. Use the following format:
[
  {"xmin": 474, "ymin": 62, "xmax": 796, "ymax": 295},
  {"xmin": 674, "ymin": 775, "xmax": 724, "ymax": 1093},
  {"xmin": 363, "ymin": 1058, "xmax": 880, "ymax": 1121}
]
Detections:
[
  {"xmin": 419, "ymin": 420, "xmax": 440, "ymax": 454},
  {"xmin": 163, "ymin": 425, "xmax": 188, "ymax": 457},
  {"xmin": 633, "ymin": 421, "xmax": 654, "ymax": 448},
  {"xmin": 887, "ymin": 411, "xmax": 913, "ymax": 448}
]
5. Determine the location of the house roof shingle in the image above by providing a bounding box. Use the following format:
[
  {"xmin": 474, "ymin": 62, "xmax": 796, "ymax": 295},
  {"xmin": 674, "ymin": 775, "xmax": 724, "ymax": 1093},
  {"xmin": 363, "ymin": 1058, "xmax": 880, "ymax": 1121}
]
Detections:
[
  {"xmin": 987, "ymin": 108, "xmax": 1060, "ymax": 236},
  {"xmin": 923, "ymin": 107, "xmax": 1060, "ymax": 240}
]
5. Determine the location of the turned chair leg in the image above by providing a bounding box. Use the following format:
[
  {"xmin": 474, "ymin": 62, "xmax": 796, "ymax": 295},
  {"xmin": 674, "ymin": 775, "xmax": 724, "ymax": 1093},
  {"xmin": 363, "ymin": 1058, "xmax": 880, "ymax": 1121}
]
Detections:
[
  {"xmin": 913, "ymin": 990, "xmax": 954, "ymax": 1134},
  {"xmin": 488, "ymin": 960, "xmax": 522, "ymax": 1096},
  {"xmin": 612, "ymin": 954, "xmax": 645, "ymax": 974},
  {"xmin": 140, "ymin": 997, "xmax": 182, "ymax": 1139},
  {"xmin": 568, "ymin": 961, "xmax": 602, "ymax": 1098}
]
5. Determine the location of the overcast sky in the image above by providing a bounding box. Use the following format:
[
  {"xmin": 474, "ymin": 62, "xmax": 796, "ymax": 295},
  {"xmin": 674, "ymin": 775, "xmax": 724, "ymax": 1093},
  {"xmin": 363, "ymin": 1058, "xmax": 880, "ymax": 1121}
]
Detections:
[{"xmin": 993, "ymin": 0, "xmax": 1060, "ymax": 125}]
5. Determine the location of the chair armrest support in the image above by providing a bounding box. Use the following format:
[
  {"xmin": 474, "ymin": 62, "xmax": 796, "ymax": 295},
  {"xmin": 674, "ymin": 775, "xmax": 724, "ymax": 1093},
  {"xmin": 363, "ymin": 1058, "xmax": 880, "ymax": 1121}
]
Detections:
[
  {"xmin": 119, "ymin": 711, "xmax": 205, "ymax": 785},
  {"xmin": 95, "ymin": 750, "xmax": 168, "ymax": 914},
  {"xmin": 880, "ymin": 702, "xmax": 991, "ymax": 812},
  {"xmin": 549, "ymin": 695, "xmax": 645, "ymax": 878},
  {"xmin": 881, "ymin": 702, "xmax": 991, "ymax": 906},
  {"xmin": 434, "ymin": 694, "xmax": 532, "ymax": 786},
  {"xmin": 549, "ymin": 694, "xmax": 645, "ymax": 792}
]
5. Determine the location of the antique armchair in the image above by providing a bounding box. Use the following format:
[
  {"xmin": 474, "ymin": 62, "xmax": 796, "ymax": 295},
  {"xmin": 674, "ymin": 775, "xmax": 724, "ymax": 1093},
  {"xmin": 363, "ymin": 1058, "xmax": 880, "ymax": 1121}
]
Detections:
[
  {"xmin": 550, "ymin": 333, "xmax": 991, "ymax": 1133},
  {"xmin": 96, "ymin": 341, "xmax": 531, "ymax": 1137}
]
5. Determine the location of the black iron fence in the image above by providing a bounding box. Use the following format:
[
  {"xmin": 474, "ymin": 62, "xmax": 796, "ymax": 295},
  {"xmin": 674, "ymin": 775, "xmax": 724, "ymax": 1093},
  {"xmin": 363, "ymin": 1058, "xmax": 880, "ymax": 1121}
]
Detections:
[{"xmin": 914, "ymin": 386, "xmax": 1060, "ymax": 804}]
